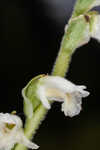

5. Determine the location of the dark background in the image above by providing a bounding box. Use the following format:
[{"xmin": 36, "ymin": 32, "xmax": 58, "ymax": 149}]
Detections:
[{"xmin": 0, "ymin": 0, "xmax": 100, "ymax": 150}]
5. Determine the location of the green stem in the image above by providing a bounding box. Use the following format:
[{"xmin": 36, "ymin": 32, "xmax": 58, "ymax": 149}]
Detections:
[
  {"xmin": 52, "ymin": 39, "xmax": 71, "ymax": 77},
  {"xmin": 52, "ymin": 16, "xmax": 89, "ymax": 76},
  {"xmin": 15, "ymin": 105, "xmax": 47, "ymax": 150}
]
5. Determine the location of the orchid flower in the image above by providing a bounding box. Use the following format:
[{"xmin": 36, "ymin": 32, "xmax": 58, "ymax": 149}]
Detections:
[
  {"xmin": 36, "ymin": 76, "xmax": 89, "ymax": 117},
  {"xmin": 0, "ymin": 113, "xmax": 39, "ymax": 150}
]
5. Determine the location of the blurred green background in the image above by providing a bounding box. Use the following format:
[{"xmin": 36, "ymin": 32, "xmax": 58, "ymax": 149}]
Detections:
[{"xmin": 0, "ymin": 0, "xmax": 100, "ymax": 150}]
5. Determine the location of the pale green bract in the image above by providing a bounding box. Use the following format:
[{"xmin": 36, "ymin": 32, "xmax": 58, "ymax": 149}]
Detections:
[{"xmin": 22, "ymin": 75, "xmax": 45, "ymax": 118}]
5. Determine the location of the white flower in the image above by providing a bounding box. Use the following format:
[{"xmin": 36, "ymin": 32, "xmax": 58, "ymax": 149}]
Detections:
[
  {"xmin": 0, "ymin": 113, "xmax": 39, "ymax": 150},
  {"xmin": 37, "ymin": 76, "xmax": 90, "ymax": 117}
]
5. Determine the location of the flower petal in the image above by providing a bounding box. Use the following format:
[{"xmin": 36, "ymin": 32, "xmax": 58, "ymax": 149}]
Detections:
[
  {"xmin": 77, "ymin": 86, "xmax": 90, "ymax": 97},
  {"xmin": 37, "ymin": 86, "xmax": 51, "ymax": 109},
  {"xmin": 41, "ymin": 76, "xmax": 77, "ymax": 93},
  {"xmin": 17, "ymin": 131, "xmax": 39, "ymax": 149}
]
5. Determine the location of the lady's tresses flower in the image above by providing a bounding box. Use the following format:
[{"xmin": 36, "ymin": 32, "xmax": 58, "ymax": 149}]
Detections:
[
  {"xmin": 37, "ymin": 76, "xmax": 89, "ymax": 117},
  {"xmin": 0, "ymin": 113, "xmax": 39, "ymax": 150}
]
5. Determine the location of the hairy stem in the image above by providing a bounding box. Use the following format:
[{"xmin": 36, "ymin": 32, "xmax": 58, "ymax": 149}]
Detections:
[{"xmin": 15, "ymin": 105, "xmax": 47, "ymax": 150}]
